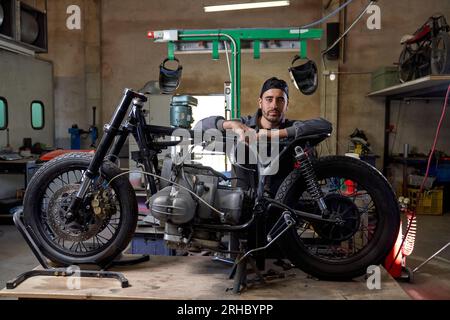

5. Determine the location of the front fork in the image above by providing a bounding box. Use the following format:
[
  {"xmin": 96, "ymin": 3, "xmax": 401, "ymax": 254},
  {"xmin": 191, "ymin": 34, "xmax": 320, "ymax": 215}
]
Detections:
[
  {"xmin": 294, "ymin": 146, "xmax": 328, "ymax": 216},
  {"xmin": 67, "ymin": 89, "xmax": 147, "ymax": 216}
]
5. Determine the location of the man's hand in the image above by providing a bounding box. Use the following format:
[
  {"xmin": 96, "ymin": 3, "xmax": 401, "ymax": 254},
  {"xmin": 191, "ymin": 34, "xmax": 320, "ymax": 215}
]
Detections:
[{"xmin": 223, "ymin": 120, "xmax": 256, "ymax": 142}]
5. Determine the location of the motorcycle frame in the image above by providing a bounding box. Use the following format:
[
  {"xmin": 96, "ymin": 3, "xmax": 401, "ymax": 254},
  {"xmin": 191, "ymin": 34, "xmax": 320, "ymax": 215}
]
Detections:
[{"xmin": 67, "ymin": 88, "xmax": 331, "ymax": 267}]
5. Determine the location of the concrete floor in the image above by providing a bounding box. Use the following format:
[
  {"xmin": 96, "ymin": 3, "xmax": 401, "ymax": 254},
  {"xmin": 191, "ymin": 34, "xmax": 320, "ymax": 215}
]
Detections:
[{"xmin": 0, "ymin": 214, "xmax": 450, "ymax": 300}]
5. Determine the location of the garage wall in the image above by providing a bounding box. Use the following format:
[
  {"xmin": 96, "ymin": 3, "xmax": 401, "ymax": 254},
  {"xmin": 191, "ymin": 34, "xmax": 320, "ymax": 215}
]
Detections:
[
  {"xmin": 0, "ymin": 50, "xmax": 54, "ymax": 148},
  {"xmin": 0, "ymin": 50, "xmax": 53, "ymax": 198},
  {"xmin": 38, "ymin": 0, "xmax": 450, "ymax": 173},
  {"xmin": 38, "ymin": 0, "xmax": 101, "ymax": 148}
]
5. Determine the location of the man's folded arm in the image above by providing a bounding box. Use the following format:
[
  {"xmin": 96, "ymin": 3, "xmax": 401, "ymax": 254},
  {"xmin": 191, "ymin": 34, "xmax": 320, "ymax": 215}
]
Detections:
[{"xmin": 285, "ymin": 118, "xmax": 333, "ymax": 138}]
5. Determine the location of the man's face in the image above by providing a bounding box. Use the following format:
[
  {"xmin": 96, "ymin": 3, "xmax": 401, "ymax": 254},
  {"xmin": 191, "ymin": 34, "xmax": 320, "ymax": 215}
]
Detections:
[{"xmin": 259, "ymin": 88, "xmax": 288, "ymax": 124}]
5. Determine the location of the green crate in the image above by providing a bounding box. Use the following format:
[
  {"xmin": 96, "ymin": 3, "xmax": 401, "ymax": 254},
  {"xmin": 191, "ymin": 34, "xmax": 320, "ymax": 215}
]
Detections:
[{"xmin": 371, "ymin": 66, "xmax": 400, "ymax": 92}]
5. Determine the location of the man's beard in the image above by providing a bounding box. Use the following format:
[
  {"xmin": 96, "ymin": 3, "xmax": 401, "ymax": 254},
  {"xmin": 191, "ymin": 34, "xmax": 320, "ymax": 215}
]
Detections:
[{"xmin": 262, "ymin": 110, "xmax": 281, "ymax": 124}]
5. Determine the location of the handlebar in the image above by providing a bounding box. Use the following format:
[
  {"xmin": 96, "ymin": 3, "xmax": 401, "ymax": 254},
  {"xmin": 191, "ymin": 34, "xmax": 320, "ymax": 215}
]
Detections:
[{"xmin": 146, "ymin": 124, "xmax": 329, "ymax": 147}]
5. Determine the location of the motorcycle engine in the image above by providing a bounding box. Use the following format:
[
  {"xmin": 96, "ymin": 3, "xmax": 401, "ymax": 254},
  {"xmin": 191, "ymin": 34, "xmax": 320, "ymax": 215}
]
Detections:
[{"xmin": 149, "ymin": 157, "xmax": 245, "ymax": 250}]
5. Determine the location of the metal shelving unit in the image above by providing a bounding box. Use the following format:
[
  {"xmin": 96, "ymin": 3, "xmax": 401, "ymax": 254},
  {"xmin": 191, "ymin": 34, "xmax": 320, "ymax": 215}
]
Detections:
[{"xmin": 367, "ymin": 75, "xmax": 450, "ymax": 174}]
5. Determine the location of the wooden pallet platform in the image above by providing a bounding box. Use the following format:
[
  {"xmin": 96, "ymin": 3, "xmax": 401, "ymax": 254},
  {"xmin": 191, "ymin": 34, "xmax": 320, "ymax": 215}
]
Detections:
[{"xmin": 0, "ymin": 255, "xmax": 410, "ymax": 300}]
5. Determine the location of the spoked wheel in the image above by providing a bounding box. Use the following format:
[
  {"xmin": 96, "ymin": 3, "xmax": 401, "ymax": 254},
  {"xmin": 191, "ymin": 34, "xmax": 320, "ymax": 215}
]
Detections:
[
  {"xmin": 23, "ymin": 153, "xmax": 138, "ymax": 266},
  {"xmin": 415, "ymin": 44, "xmax": 432, "ymax": 79},
  {"xmin": 431, "ymin": 31, "xmax": 450, "ymax": 75},
  {"xmin": 275, "ymin": 156, "xmax": 400, "ymax": 280},
  {"xmin": 399, "ymin": 45, "xmax": 416, "ymax": 83}
]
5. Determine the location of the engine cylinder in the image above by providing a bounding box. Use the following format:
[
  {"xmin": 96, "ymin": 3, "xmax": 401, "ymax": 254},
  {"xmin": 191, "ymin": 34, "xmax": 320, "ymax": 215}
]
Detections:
[{"xmin": 149, "ymin": 186, "xmax": 196, "ymax": 224}]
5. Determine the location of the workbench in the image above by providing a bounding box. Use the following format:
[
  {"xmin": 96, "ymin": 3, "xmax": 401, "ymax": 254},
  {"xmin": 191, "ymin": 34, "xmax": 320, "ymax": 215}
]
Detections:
[
  {"xmin": 0, "ymin": 255, "xmax": 410, "ymax": 300},
  {"xmin": 0, "ymin": 158, "xmax": 40, "ymax": 189}
]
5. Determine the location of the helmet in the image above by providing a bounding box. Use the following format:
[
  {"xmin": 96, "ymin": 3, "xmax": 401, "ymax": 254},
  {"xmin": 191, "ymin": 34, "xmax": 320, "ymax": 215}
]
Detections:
[
  {"xmin": 288, "ymin": 55, "xmax": 318, "ymax": 95},
  {"xmin": 0, "ymin": 4, "xmax": 4, "ymax": 27},
  {"xmin": 159, "ymin": 57, "xmax": 183, "ymax": 94}
]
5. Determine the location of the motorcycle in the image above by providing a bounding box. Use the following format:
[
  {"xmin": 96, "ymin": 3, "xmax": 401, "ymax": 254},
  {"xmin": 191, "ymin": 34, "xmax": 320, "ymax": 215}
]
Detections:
[
  {"xmin": 22, "ymin": 88, "xmax": 400, "ymax": 281},
  {"xmin": 399, "ymin": 14, "xmax": 450, "ymax": 83}
]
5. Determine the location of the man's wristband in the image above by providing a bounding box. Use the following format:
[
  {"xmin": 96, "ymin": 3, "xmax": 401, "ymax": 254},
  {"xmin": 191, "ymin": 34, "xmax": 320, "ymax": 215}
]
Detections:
[{"xmin": 216, "ymin": 118, "xmax": 226, "ymax": 131}]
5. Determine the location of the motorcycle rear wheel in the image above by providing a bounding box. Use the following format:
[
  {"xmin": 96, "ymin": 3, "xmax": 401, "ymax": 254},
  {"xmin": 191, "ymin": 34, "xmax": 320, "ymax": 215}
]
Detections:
[
  {"xmin": 23, "ymin": 153, "xmax": 138, "ymax": 267},
  {"xmin": 431, "ymin": 31, "xmax": 450, "ymax": 75},
  {"xmin": 275, "ymin": 156, "xmax": 400, "ymax": 280}
]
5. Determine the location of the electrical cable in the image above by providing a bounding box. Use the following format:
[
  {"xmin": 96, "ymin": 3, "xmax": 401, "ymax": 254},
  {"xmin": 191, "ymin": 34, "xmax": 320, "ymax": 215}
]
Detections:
[
  {"xmin": 322, "ymin": 1, "xmax": 374, "ymax": 56},
  {"xmin": 321, "ymin": 0, "xmax": 375, "ymax": 71},
  {"xmin": 224, "ymin": 41, "xmax": 232, "ymax": 83},
  {"xmin": 107, "ymin": 170, "xmax": 229, "ymax": 217},
  {"xmin": 299, "ymin": 0, "xmax": 355, "ymax": 29},
  {"xmin": 387, "ymin": 84, "xmax": 450, "ymax": 272},
  {"xmin": 225, "ymin": 0, "xmax": 356, "ymax": 32}
]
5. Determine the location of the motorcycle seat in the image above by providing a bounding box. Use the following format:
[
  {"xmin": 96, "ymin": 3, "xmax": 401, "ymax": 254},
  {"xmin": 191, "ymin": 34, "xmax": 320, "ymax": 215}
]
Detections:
[{"xmin": 406, "ymin": 25, "xmax": 431, "ymax": 44}]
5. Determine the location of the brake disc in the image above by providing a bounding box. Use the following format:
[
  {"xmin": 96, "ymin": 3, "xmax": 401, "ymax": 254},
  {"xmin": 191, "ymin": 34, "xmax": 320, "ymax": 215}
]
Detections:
[{"xmin": 47, "ymin": 184, "xmax": 114, "ymax": 242}]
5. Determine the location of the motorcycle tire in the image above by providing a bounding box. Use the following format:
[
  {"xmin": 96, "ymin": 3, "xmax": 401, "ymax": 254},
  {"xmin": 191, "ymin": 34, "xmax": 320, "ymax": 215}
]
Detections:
[
  {"xmin": 398, "ymin": 45, "xmax": 415, "ymax": 83},
  {"xmin": 23, "ymin": 153, "xmax": 138, "ymax": 267},
  {"xmin": 431, "ymin": 31, "xmax": 450, "ymax": 75},
  {"xmin": 274, "ymin": 155, "xmax": 400, "ymax": 280}
]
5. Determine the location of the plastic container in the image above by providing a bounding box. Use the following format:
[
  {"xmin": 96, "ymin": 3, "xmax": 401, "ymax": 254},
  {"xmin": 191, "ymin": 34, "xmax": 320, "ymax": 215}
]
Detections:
[
  {"xmin": 407, "ymin": 174, "xmax": 435, "ymax": 189},
  {"xmin": 130, "ymin": 235, "xmax": 175, "ymax": 256},
  {"xmin": 407, "ymin": 187, "xmax": 443, "ymax": 215},
  {"xmin": 129, "ymin": 172, "xmax": 142, "ymax": 189},
  {"xmin": 436, "ymin": 164, "xmax": 450, "ymax": 183},
  {"xmin": 371, "ymin": 66, "xmax": 400, "ymax": 92}
]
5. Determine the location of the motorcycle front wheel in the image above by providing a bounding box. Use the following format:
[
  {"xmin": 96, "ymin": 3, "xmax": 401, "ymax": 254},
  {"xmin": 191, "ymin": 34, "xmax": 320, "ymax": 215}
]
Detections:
[
  {"xmin": 398, "ymin": 45, "xmax": 415, "ymax": 83},
  {"xmin": 23, "ymin": 153, "xmax": 138, "ymax": 266},
  {"xmin": 275, "ymin": 155, "xmax": 400, "ymax": 280}
]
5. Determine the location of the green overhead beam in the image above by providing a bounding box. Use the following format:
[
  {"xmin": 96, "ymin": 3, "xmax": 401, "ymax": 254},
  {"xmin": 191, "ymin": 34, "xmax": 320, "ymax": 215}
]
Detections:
[
  {"xmin": 253, "ymin": 40, "xmax": 261, "ymax": 59},
  {"xmin": 167, "ymin": 41, "xmax": 175, "ymax": 60},
  {"xmin": 151, "ymin": 28, "xmax": 323, "ymax": 118},
  {"xmin": 212, "ymin": 40, "xmax": 219, "ymax": 60}
]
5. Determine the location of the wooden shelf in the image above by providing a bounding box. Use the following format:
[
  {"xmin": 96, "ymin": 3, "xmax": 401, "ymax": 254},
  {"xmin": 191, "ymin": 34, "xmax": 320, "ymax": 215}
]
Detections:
[{"xmin": 367, "ymin": 75, "xmax": 450, "ymax": 99}]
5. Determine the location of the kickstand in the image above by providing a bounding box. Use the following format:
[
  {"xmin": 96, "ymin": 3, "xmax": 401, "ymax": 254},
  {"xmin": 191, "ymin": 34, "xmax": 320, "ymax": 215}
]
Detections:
[
  {"xmin": 7, "ymin": 209, "xmax": 149, "ymax": 289},
  {"xmin": 227, "ymin": 241, "xmax": 265, "ymax": 294}
]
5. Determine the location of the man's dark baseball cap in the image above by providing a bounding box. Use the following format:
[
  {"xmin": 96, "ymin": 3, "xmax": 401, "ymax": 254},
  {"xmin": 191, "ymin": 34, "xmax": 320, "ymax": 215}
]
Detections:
[{"xmin": 260, "ymin": 77, "xmax": 289, "ymax": 98}]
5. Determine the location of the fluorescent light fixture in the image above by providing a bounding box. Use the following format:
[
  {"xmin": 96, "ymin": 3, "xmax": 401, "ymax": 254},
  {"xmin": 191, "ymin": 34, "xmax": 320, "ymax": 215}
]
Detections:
[{"xmin": 204, "ymin": 1, "xmax": 290, "ymax": 13}]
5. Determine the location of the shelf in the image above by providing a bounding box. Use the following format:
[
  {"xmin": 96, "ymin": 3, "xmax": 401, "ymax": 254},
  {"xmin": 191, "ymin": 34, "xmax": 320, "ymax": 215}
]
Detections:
[
  {"xmin": 367, "ymin": 75, "xmax": 450, "ymax": 99},
  {"xmin": 390, "ymin": 156, "xmax": 450, "ymax": 164}
]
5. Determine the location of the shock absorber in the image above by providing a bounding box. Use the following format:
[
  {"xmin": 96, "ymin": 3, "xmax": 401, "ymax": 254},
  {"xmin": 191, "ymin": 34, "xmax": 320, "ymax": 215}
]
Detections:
[{"xmin": 294, "ymin": 146, "xmax": 328, "ymax": 214}]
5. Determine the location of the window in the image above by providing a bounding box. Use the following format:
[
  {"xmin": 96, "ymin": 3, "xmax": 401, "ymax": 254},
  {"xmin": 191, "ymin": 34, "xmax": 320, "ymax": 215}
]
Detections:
[
  {"xmin": 31, "ymin": 101, "xmax": 45, "ymax": 130},
  {"xmin": 0, "ymin": 97, "xmax": 8, "ymax": 130},
  {"xmin": 191, "ymin": 95, "xmax": 230, "ymax": 173}
]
